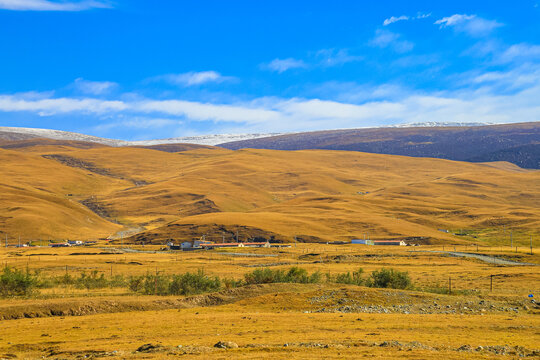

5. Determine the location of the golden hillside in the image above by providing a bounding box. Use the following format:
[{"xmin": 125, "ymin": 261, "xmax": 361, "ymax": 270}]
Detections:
[{"xmin": 1, "ymin": 139, "xmax": 539, "ymax": 244}]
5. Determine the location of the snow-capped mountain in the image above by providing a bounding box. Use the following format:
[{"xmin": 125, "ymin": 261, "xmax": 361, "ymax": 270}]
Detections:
[
  {"xmin": 129, "ymin": 133, "xmax": 285, "ymax": 146},
  {"xmin": 0, "ymin": 126, "xmax": 129, "ymax": 146},
  {"xmin": 0, "ymin": 126, "xmax": 284, "ymax": 146},
  {"xmin": 388, "ymin": 122, "xmax": 493, "ymax": 128}
]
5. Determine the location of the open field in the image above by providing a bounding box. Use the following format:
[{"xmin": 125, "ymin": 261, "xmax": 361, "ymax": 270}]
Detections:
[
  {"xmin": 1, "ymin": 140, "xmax": 539, "ymax": 358},
  {"xmin": 0, "ymin": 243, "xmax": 538, "ymax": 359}
]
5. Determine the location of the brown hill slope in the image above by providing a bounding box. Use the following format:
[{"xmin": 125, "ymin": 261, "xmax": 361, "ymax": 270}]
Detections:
[
  {"xmin": 1, "ymin": 143, "xmax": 538, "ymax": 244},
  {"xmin": 0, "ymin": 138, "xmax": 107, "ymax": 150},
  {"xmin": 219, "ymin": 122, "xmax": 540, "ymax": 169}
]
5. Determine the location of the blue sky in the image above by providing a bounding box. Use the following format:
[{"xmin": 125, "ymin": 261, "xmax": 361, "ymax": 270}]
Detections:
[{"xmin": 0, "ymin": 0, "xmax": 539, "ymax": 140}]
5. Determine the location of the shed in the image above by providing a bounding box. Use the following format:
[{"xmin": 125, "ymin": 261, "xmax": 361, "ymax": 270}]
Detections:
[
  {"xmin": 351, "ymin": 239, "xmax": 374, "ymax": 245},
  {"xmin": 372, "ymin": 240, "xmax": 407, "ymax": 246}
]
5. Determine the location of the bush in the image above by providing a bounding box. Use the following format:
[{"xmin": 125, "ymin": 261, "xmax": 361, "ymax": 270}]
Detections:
[
  {"xmin": 244, "ymin": 267, "xmax": 321, "ymax": 285},
  {"xmin": 0, "ymin": 266, "xmax": 38, "ymax": 297},
  {"xmin": 128, "ymin": 270, "xmax": 222, "ymax": 296},
  {"xmin": 244, "ymin": 268, "xmax": 283, "ymax": 284},
  {"xmin": 335, "ymin": 268, "xmax": 364, "ymax": 286},
  {"xmin": 77, "ymin": 271, "xmax": 109, "ymax": 289},
  {"xmin": 367, "ymin": 268, "xmax": 411, "ymax": 289},
  {"xmin": 169, "ymin": 270, "xmax": 221, "ymax": 295},
  {"xmin": 223, "ymin": 277, "xmax": 243, "ymax": 289},
  {"xmin": 139, "ymin": 273, "xmax": 169, "ymax": 295}
]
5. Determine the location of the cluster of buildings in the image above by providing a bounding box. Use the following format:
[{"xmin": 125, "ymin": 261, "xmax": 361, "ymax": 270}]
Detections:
[
  {"xmin": 167, "ymin": 239, "xmax": 274, "ymax": 251},
  {"xmin": 50, "ymin": 240, "xmax": 94, "ymax": 247},
  {"xmin": 351, "ymin": 239, "xmax": 407, "ymax": 246},
  {"xmin": 167, "ymin": 237, "xmax": 409, "ymax": 250}
]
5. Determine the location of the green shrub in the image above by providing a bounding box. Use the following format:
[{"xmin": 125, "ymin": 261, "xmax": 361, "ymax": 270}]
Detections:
[
  {"xmin": 223, "ymin": 277, "xmax": 244, "ymax": 289},
  {"xmin": 244, "ymin": 267, "xmax": 321, "ymax": 285},
  {"xmin": 335, "ymin": 268, "xmax": 364, "ymax": 286},
  {"xmin": 244, "ymin": 268, "xmax": 283, "ymax": 284},
  {"xmin": 367, "ymin": 268, "xmax": 411, "ymax": 289},
  {"xmin": 141, "ymin": 273, "xmax": 170, "ymax": 295},
  {"xmin": 128, "ymin": 270, "xmax": 221, "ymax": 296},
  {"xmin": 128, "ymin": 276, "xmax": 145, "ymax": 293},
  {"xmin": 76, "ymin": 271, "xmax": 108, "ymax": 289},
  {"xmin": 169, "ymin": 269, "xmax": 221, "ymax": 295},
  {"xmin": 0, "ymin": 266, "xmax": 38, "ymax": 297}
]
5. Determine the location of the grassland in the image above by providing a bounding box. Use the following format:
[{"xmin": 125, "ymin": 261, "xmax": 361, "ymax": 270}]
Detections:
[
  {"xmin": 0, "ymin": 140, "xmax": 539, "ymax": 358},
  {"xmin": 0, "ymin": 243, "xmax": 538, "ymax": 359},
  {"xmin": 1, "ymin": 140, "xmax": 539, "ymax": 246}
]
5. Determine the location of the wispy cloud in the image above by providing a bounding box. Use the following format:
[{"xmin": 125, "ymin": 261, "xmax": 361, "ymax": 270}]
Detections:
[
  {"xmin": 370, "ymin": 29, "xmax": 414, "ymax": 53},
  {"xmin": 0, "ymin": 0, "xmax": 111, "ymax": 11},
  {"xmin": 498, "ymin": 43, "xmax": 540, "ymax": 63},
  {"xmin": 0, "ymin": 95, "xmax": 126, "ymax": 116},
  {"xmin": 93, "ymin": 117, "xmax": 181, "ymax": 131},
  {"xmin": 136, "ymin": 99, "xmax": 280, "ymax": 123},
  {"xmin": 435, "ymin": 14, "xmax": 502, "ymax": 37},
  {"xmin": 383, "ymin": 13, "xmax": 431, "ymax": 26},
  {"xmin": 263, "ymin": 49, "xmax": 362, "ymax": 73},
  {"xmin": 383, "ymin": 15, "xmax": 410, "ymax": 26},
  {"xmin": 148, "ymin": 71, "xmax": 235, "ymax": 87},
  {"xmin": 1, "ymin": 64, "xmax": 538, "ymax": 133},
  {"xmin": 74, "ymin": 78, "xmax": 117, "ymax": 95},
  {"xmin": 262, "ymin": 58, "xmax": 307, "ymax": 73},
  {"xmin": 315, "ymin": 48, "xmax": 363, "ymax": 67}
]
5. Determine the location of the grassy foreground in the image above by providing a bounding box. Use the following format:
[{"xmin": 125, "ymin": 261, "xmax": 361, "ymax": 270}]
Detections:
[{"xmin": 0, "ymin": 243, "xmax": 538, "ymax": 359}]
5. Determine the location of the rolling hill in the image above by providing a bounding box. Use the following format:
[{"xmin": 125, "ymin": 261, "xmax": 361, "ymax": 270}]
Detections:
[
  {"xmin": 0, "ymin": 138, "xmax": 538, "ymax": 245},
  {"xmin": 219, "ymin": 122, "xmax": 540, "ymax": 169}
]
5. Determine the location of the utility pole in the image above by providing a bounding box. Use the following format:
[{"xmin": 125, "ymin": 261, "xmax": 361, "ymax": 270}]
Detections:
[
  {"xmin": 18, "ymin": 235, "xmax": 21, "ymax": 247},
  {"xmin": 531, "ymin": 235, "xmax": 534, "ymax": 255},
  {"xmin": 510, "ymin": 231, "xmax": 513, "ymax": 248}
]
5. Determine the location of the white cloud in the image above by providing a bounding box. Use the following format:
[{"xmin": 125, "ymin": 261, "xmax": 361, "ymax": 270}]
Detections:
[
  {"xmin": 383, "ymin": 15, "xmax": 410, "ymax": 26},
  {"xmin": 263, "ymin": 50, "xmax": 361, "ymax": 73},
  {"xmin": 94, "ymin": 117, "xmax": 181, "ymax": 131},
  {"xmin": 0, "ymin": 0, "xmax": 110, "ymax": 11},
  {"xmin": 315, "ymin": 49, "xmax": 363, "ymax": 67},
  {"xmin": 435, "ymin": 14, "xmax": 502, "ymax": 37},
  {"xmin": 471, "ymin": 64, "xmax": 540, "ymax": 91},
  {"xmin": 383, "ymin": 13, "xmax": 431, "ymax": 26},
  {"xmin": 0, "ymin": 95, "xmax": 126, "ymax": 115},
  {"xmin": 370, "ymin": 29, "xmax": 414, "ymax": 53},
  {"xmin": 74, "ymin": 78, "xmax": 117, "ymax": 95},
  {"xmin": 498, "ymin": 43, "xmax": 540, "ymax": 63},
  {"xmin": 149, "ymin": 71, "xmax": 234, "ymax": 87},
  {"xmin": 135, "ymin": 99, "xmax": 281, "ymax": 123},
  {"xmin": 1, "ymin": 62, "xmax": 539, "ymax": 133},
  {"xmin": 262, "ymin": 58, "xmax": 307, "ymax": 73}
]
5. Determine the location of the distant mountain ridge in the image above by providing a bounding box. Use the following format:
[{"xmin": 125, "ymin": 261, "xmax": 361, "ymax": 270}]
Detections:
[
  {"xmin": 219, "ymin": 122, "xmax": 540, "ymax": 169},
  {"xmin": 0, "ymin": 126, "xmax": 284, "ymax": 146},
  {"xmin": 1, "ymin": 122, "xmax": 538, "ymax": 168}
]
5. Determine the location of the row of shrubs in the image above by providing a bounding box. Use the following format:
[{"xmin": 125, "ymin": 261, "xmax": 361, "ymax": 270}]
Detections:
[
  {"xmin": 333, "ymin": 267, "xmax": 412, "ymax": 289},
  {"xmin": 0, "ymin": 265, "xmax": 411, "ymax": 298}
]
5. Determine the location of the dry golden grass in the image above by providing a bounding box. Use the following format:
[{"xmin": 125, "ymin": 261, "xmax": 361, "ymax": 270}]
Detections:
[
  {"xmin": 0, "ymin": 243, "xmax": 538, "ymax": 359},
  {"xmin": 1, "ymin": 143, "xmax": 539, "ymax": 246},
  {"xmin": 1, "ymin": 141, "xmax": 539, "ymax": 359}
]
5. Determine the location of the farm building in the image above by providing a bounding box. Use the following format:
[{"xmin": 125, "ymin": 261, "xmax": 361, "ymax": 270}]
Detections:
[
  {"xmin": 352, "ymin": 240, "xmax": 407, "ymax": 246},
  {"xmin": 373, "ymin": 240, "xmax": 407, "ymax": 246},
  {"xmin": 50, "ymin": 243, "xmax": 70, "ymax": 248},
  {"xmin": 200, "ymin": 242, "xmax": 270, "ymax": 249},
  {"xmin": 351, "ymin": 239, "xmax": 374, "ymax": 245}
]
